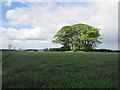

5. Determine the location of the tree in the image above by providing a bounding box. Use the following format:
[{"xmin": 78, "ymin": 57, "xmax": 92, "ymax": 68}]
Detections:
[
  {"xmin": 71, "ymin": 24, "xmax": 102, "ymax": 51},
  {"xmin": 13, "ymin": 46, "xmax": 16, "ymax": 50},
  {"xmin": 52, "ymin": 26, "xmax": 73, "ymax": 51},
  {"xmin": 19, "ymin": 48, "xmax": 22, "ymax": 51},
  {"xmin": 8, "ymin": 44, "xmax": 12, "ymax": 50},
  {"xmin": 52, "ymin": 23, "xmax": 102, "ymax": 51}
]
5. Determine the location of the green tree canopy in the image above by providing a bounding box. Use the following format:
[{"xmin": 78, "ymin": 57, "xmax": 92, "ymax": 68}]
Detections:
[{"xmin": 52, "ymin": 23, "xmax": 102, "ymax": 51}]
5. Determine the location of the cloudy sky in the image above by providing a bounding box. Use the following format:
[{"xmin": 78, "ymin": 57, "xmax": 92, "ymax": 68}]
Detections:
[{"xmin": 0, "ymin": 0, "xmax": 119, "ymax": 50}]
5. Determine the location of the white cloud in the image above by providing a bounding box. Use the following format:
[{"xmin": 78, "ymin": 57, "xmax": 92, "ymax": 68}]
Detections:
[
  {"xmin": 0, "ymin": 27, "xmax": 48, "ymax": 40},
  {"xmin": 82, "ymin": 2, "xmax": 118, "ymax": 49},
  {"xmin": 2, "ymin": 2, "xmax": 118, "ymax": 49},
  {"xmin": 4, "ymin": 0, "xmax": 12, "ymax": 7},
  {"xmin": 6, "ymin": 3, "xmax": 94, "ymax": 27},
  {"xmin": 0, "ymin": 26, "xmax": 61, "ymax": 49},
  {"xmin": 4, "ymin": 2, "xmax": 12, "ymax": 7},
  {"xmin": 6, "ymin": 8, "xmax": 31, "ymax": 26}
]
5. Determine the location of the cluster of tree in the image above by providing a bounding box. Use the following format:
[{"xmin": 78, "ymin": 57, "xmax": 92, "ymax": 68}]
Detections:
[
  {"xmin": 2, "ymin": 44, "xmax": 17, "ymax": 51},
  {"xmin": 52, "ymin": 23, "xmax": 102, "ymax": 51},
  {"xmin": 8, "ymin": 44, "xmax": 16, "ymax": 50},
  {"xmin": 7, "ymin": 44, "xmax": 23, "ymax": 51}
]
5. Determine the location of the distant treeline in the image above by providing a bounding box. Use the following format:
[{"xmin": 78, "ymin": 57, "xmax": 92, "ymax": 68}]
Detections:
[
  {"xmin": 0, "ymin": 49, "xmax": 17, "ymax": 51},
  {"xmin": 90, "ymin": 49, "xmax": 120, "ymax": 52},
  {"xmin": 1, "ymin": 49, "xmax": 43, "ymax": 52},
  {"xmin": 44, "ymin": 48, "xmax": 120, "ymax": 52},
  {"xmin": 1, "ymin": 48, "xmax": 120, "ymax": 52}
]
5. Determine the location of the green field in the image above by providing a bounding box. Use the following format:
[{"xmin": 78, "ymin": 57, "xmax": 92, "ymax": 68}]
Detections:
[{"xmin": 2, "ymin": 51, "xmax": 118, "ymax": 88}]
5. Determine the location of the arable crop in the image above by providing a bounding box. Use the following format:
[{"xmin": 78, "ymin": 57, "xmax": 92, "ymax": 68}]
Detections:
[{"xmin": 2, "ymin": 51, "xmax": 118, "ymax": 88}]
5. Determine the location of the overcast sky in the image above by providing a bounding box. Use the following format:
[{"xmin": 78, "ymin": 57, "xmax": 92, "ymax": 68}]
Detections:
[{"xmin": 0, "ymin": 0, "xmax": 119, "ymax": 50}]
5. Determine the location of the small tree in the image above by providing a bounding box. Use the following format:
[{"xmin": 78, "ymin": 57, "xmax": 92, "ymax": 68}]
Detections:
[
  {"xmin": 13, "ymin": 46, "xmax": 16, "ymax": 50},
  {"xmin": 8, "ymin": 44, "xmax": 12, "ymax": 50}
]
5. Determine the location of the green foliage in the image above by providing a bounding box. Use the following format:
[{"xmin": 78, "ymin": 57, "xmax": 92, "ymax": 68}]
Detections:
[
  {"xmin": 73, "ymin": 49, "xmax": 76, "ymax": 52},
  {"xmin": 52, "ymin": 23, "xmax": 102, "ymax": 51},
  {"xmin": 60, "ymin": 46, "xmax": 71, "ymax": 51},
  {"xmin": 3, "ymin": 51, "xmax": 118, "ymax": 88}
]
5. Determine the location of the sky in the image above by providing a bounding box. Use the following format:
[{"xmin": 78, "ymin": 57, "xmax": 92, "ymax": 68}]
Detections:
[{"xmin": 0, "ymin": 0, "xmax": 119, "ymax": 50}]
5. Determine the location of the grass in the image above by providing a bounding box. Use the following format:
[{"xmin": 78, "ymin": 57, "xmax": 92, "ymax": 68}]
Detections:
[{"xmin": 2, "ymin": 51, "xmax": 118, "ymax": 88}]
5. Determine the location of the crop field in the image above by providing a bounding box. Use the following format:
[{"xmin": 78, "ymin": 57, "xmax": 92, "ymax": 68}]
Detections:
[{"xmin": 2, "ymin": 51, "xmax": 118, "ymax": 88}]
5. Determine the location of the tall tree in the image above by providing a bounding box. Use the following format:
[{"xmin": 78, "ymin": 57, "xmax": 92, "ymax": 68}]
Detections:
[{"xmin": 52, "ymin": 23, "xmax": 102, "ymax": 51}]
